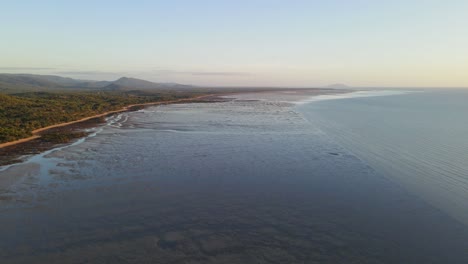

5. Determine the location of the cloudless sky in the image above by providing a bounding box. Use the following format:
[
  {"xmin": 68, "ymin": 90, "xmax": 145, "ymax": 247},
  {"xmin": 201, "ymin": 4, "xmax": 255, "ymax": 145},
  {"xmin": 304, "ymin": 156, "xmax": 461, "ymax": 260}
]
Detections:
[{"xmin": 1, "ymin": 0, "xmax": 468, "ymax": 87}]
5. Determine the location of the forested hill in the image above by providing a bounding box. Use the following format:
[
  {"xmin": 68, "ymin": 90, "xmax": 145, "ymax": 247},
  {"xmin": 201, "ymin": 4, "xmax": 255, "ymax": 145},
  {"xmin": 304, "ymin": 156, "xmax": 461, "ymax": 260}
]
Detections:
[{"xmin": 0, "ymin": 74, "xmax": 193, "ymax": 93}]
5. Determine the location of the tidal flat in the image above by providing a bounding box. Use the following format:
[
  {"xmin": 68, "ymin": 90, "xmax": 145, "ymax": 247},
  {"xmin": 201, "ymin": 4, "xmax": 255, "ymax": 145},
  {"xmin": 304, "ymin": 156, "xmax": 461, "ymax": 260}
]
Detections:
[{"xmin": 0, "ymin": 90, "xmax": 467, "ymax": 263}]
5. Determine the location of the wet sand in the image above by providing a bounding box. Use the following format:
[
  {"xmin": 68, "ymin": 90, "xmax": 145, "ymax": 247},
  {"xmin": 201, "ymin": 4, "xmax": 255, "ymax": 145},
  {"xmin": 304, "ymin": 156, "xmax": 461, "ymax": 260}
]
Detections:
[
  {"xmin": 1, "ymin": 90, "xmax": 467, "ymax": 263},
  {"xmin": 0, "ymin": 163, "xmax": 39, "ymax": 195}
]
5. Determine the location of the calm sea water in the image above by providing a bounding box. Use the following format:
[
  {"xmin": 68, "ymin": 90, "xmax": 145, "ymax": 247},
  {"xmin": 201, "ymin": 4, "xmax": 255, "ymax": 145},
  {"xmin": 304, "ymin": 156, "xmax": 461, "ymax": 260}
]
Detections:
[
  {"xmin": 0, "ymin": 90, "xmax": 467, "ymax": 263},
  {"xmin": 299, "ymin": 89, "xmax": 468, "ymax": 225}
]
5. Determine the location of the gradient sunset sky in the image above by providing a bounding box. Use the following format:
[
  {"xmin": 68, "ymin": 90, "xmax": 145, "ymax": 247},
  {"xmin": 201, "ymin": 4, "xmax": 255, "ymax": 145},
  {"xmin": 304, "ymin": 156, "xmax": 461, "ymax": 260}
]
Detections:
[{"xmin": 1, "ymin": 0, "xmax": 467, "ymax": 87}]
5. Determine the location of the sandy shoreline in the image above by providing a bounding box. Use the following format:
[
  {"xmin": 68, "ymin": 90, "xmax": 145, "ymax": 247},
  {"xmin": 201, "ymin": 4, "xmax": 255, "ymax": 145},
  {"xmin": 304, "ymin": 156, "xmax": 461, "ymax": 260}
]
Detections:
[{"xmin": 0, "ymin": 94, "xmax": 214, "ymax": 150}]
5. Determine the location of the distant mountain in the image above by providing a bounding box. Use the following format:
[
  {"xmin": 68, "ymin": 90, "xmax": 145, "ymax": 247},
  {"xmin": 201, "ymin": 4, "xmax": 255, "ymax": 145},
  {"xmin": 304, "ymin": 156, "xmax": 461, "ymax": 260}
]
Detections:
[
  {"xmin": 20, "ymin": 74, "xmax": 83, "ymax": 86},
  {"xmin": 0, "ymin": 74, "xmax": 73, "ymax": 92},
  {"xmin": 0, "ymin": 74, "xmax": 192, "ymax": 93},
  {"xmin": 324, "ymin": 83, "xmax": 351, "ymax": 89},
  {"xmin": 112, "ymin": 77, "xmax": 160, "ymax": 89},
  {"xmin": 103, "ymin": 77, "xmax": 193, "ymax": 91},
  {"xmin": 72, "ymin": 80, "xmax": 112, "ymax": 88}
]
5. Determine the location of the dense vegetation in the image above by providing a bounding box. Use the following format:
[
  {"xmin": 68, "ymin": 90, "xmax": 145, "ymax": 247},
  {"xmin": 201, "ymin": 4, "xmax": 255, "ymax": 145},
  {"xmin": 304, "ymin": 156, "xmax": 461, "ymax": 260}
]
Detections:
[{"xmin": 0, "ymin": 91, "xmax": 203, "ymax": 143}]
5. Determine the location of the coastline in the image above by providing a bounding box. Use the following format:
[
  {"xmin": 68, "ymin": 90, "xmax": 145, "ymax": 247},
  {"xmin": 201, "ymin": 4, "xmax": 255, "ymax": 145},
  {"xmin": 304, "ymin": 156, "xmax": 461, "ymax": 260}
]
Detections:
[
  {"xmin": 0, "ymin": 88, "xmax": 348, "ymax": 167},
  {"xmin": 0, "ymin": 94, "xmax": 215, "ymax": 150},
  {"xmin": 0, "ymin": 88, "xmax": 347, "ymax": 151}
]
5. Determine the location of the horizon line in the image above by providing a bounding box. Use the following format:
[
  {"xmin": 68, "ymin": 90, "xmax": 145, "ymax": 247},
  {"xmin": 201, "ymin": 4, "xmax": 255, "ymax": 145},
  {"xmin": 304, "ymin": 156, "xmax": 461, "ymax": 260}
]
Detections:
[{"xmin": 1, "ymin": 72, "xmax": 467, "ymax": 90}]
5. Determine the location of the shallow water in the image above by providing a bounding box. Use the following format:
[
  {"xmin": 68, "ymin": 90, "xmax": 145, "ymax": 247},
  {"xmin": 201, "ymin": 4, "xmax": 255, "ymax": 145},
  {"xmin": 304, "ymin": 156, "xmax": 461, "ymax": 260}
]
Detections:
[
  {"xmin": 0, "ymin": 92, "xmax": 468, "ymax": 263},
  {"xmin": 299, "ymin": 89, "xmax": 468, "ymax": 225}
]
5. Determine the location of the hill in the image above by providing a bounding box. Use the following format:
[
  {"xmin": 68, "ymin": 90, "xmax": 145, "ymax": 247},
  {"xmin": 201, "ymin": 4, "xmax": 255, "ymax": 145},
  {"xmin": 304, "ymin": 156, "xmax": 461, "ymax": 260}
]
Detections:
[
  {"xmin": 0, "ymin": 74, "xmax": 71, "ymax": 92},
  {"xmin": 103, "ymin": 77, "xmax": 194, "ymax": 91},
  {"xmin": 0, "ymin": 74, "xmax": 192, "ymax": 93}
]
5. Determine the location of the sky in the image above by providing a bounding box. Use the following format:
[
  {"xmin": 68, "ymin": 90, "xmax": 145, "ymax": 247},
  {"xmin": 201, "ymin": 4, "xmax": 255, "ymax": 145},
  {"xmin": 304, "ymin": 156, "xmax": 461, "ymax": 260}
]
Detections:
[{"xmin": 1, "ymin": 0, "xmax": 468, "ymax": 87}]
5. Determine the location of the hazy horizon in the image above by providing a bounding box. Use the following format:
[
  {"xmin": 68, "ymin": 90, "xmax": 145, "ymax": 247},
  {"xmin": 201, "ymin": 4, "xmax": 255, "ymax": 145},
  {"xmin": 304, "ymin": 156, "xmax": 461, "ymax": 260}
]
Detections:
[
  {"xmin": 2, "ymin": 1, "xmax": 468, "ymax": 87},
  {"xmin": 3, "ymin": 72, "xmax": 468, "ymax": 89}
]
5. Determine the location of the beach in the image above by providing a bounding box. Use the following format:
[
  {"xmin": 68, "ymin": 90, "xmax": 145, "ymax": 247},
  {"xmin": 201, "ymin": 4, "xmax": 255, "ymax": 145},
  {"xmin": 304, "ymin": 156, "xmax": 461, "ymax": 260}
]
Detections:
[{"xmin": 0, "ymin": 94, "xmax": 216, "ymax": 149}]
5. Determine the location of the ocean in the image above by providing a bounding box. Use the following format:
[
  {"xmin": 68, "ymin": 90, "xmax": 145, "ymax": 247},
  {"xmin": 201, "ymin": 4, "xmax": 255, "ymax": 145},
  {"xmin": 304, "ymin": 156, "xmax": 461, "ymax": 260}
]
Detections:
[
  {"xmin": 299, "ymin": 89, "xmax": 468, "ymax": 225},
  {"xmin": 0, "ymin": 89, "xmax": 467, "ymax": 263}
]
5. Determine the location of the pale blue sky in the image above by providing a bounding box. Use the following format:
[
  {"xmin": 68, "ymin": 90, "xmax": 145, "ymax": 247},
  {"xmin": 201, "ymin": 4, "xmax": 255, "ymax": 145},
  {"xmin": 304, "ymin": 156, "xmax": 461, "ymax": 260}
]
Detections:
[{"xmin": 1, "ymin": 0, "xmax": 468, "ymax": 87}]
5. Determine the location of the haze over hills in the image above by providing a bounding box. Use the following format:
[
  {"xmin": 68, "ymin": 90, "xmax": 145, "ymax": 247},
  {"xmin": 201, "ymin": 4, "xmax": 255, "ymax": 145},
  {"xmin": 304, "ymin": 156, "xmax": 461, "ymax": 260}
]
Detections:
[
  {"xmin": 0, "ymin": 74, "xmax": 78, "ymax": 92},
  {"xmin": 324, "ymin": 83, "xmax": 351, "ymax": 89},
  {"xmin": 0, "ymin": 73, "xmax": 194, "ymax": 93},
  {"xmin": 0, "ymin": 73, "xmax": 350, "ymax": 94},
  {"xmin": 105, "ymin": 77, "xmax": 193, "ymax": 91}
]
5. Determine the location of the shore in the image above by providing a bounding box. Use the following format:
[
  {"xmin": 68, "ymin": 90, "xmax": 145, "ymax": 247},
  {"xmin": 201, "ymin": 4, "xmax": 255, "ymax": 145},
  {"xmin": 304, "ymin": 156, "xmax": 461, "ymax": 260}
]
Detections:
[
  {"xmin": 0, "ymin": 94, "xmax": 215, "ymax": 150},
  {"xmin": 0, "ymin": 94, "xmax": 228, "ymax": 167},
  {"xmin": 0, "ymin": 89, "xmax": 349, "ymax": 167},
  {"xmin": 0, "ymin": 88, "xmax": 349, "ymax": 151}
]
